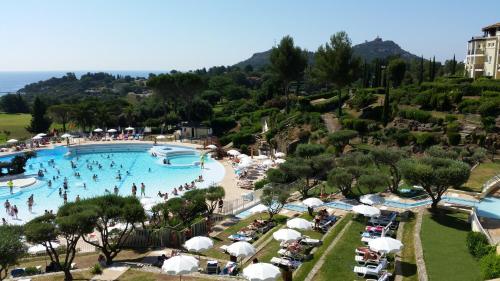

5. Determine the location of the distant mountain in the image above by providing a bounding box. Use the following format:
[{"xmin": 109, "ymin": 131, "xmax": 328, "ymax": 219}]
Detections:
[{"xmin": 234, "ymin": 37, "xmax": 420, "ymax": 69}]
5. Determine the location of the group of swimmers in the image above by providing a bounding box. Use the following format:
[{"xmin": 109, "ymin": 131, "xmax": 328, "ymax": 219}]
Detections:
[
  {"xmin": 3, "ymin": 200, "xmax": 19, "ymax": 220},
  {"xmin": 157, "ymin": 175, "xmax": 204, "ymax": 199}
]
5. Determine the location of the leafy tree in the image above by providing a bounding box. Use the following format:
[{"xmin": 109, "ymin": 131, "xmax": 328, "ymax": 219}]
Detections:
[
  {"xmin": 270, "ymin": 35, "xmax": 308, "ymax": 113},
  {"xmin": 327, "ymin": 130, "xmax": 357, "ymax": 156},
  {"xmin": 25, "ymin": 203, "xmax": 95, "ymax": 281},
  {"xmin": 183, "ymin": 185, "xmax": 225, "ymax": 221},
  {"xmin": 327, "ymin": 168, "xmax": 354, "ymax": 196},
  {"xmin": 182, "ymin": 98, "xmax": 213, "ymax": 122},
  {"xmin": 26, "ymin": 96, "xmax": 52, "ymax": 134},
  {"xmin": 399, "ymin": 157, "xmax": 470, "ymax": 209},
  {"xmin": 314, "ymin": 31, "xmax": 360, "ymax": 116},
  {"xmin": 261, "ymin": 186, "xmax": 289, "ymax": 220},
  {"xmin": 388, "ymin": 58, "xmax": 406, "ymax": 87},
  {"xmin": 357, "ymin": 172, "xmax": 390, "ymax": 194},
  {"xmin": 0, "ymin": 94, "xmax": 29, "ymax": 114},
  {"xmin": 80, "ymin": 195, "xmax": 145, "ymax": 265},
  {"xmin": 370, "ymin": 147, "xmax": 405, "ymax": 193},
  {"xmin": 0, "ymin": 226, "xmax": 25, "ymax": 280},
  {"xmin": 295, "ymin": 143, "xmax": 325, "ymax": 158},
  {"xmin": 48, "ymin": 104, "xmax": 73, "ymax": 132}
]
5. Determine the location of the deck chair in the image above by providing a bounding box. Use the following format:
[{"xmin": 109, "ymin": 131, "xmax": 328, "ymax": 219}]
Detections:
[
  {"xmin": 270, "ymin": 257, "xmax": 301, "ymax": 269},
  {"xmin": 353, "ymin": 260, "xmax": 388, "ymax": 277},
  {"xmin": 354, "ymin": 255, "xmax": 385, "ymax": 266},
  {"xmin": 366, "ymin": 271, "xmax": 392, "ymax": 281}
]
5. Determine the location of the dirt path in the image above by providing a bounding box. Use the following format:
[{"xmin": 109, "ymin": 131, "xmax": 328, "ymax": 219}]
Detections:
[{"xmin": 321, "ymin": 113, "xmax": 341, "ymax": 133}]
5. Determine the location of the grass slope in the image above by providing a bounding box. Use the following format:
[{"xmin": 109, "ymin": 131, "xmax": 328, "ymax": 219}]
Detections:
[
  {"xmin": 463, "ymin": 161, "xmax": 500, "ymax": 192},
  {"xmin": 421, "ymin": 210, "xmax": 481, "ymax": 281},
  {"xmin": 0, "ymin": 113, "xmax": 31, "ymax": 142},
  {"xmin": 401, "ymin": 213, "xmax": 418, "ymax": 281}
]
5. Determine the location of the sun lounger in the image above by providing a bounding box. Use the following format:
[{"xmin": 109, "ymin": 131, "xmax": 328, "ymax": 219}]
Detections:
[
  {"xmin": 228, "ymin": 234, "xmax": 253, "ymax": 242},
  {"xmin": 270, "ymin": 257, "xmax": 302, "ymax": 269},
  {"xmin": 221, "ymin": 261, "xmax": 238, "ymax": 276},
  {"xmin": 278, "ymin": 248, "xmax": 305, "ymax": 261},
  {"xmin": 369, "ymin": 212, "xmax": 397, "ymax": 226},
  {"xmin": 366, "ymin": 271, "xmax": 392, "ymax": 281},
  {"xmin": 353, "ymin": 260, "xmax": 388, "ymax": 277},
  {"xmin": 355, "ymin": 255, "xmax": 386, "ymax": 266}
]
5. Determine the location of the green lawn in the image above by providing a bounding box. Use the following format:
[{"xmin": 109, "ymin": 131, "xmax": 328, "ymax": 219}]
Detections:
[
  {"xmin": 421, "ymin": 210, "xmax": 481, "ymax": 281},
  {"xmin": 293, "ymin": 213, "xmax": 352, "ymax": 281},
  {"xmin": 314, "ymin": 217, "xmax": 367, "ymax": 281},
  {"xmin": 200, "ymin": 214, "xmax": 285, "ymax": 260},
  {"xmin": 0, "ymin": 113, "xmax": 31, "ymax": 142},
  {"xmin": 401, "ymin": 213, "xmax": 418, "ymax": 281},
  {"xmin": 462, "ymin": 161, "xmax": 500, "ymax": 192}
]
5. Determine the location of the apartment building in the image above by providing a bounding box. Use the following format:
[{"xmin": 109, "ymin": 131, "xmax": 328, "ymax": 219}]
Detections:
[{"xmin": 465, "ymin": 23, "xmax": 500, "ymax": 79}]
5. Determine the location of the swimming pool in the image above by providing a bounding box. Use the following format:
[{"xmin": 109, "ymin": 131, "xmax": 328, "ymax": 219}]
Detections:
[{"xmin": 0, "ymin": 144, "xmax": 225, "ymax": 224}]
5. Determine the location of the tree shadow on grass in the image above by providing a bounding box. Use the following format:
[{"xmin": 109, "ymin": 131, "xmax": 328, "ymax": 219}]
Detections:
[
  {"xmin": 428, "ymin": 208, "xmax": 469, "ymax": 231},
  {"xmin": 400, "ymin": 261, "xmax": 417, "ymax": 277}
]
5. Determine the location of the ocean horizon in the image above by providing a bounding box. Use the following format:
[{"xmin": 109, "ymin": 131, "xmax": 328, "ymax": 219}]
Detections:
[{"xmin": 0, "ymin": 70, "xmax": 167, "ymax": 95}]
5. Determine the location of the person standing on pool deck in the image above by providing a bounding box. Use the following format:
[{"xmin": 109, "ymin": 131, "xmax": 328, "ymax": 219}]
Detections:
[{"xmin": 140, "ymin": 183, "xmax": 146, "ymax": 197}]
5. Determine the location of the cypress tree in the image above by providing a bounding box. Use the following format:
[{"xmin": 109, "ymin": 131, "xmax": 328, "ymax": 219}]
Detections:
[
  {"xmin": 362, "ymin": 59, "xmax": 369, "ymax": 88},
  {"xmin": 428, "ymin": 57, "xmax": 433, "ymax": 81},
  {"xmin": 431, "ymin": 56, "xmax": 436, "ymax": 81},
  {"xmin": 451, "ymin": 54, "xmax": 456, "ymax": 75},
  {"xmin": 382, "ymin": 73, "xmax": 390, "ymax": 126},
  {"xmin": 26, "ymin": 96, "xmax": 52, "ymax": 134},
  {"xmin": 418, "ymin": 55, "xmax": 424, "ymax": 85}
]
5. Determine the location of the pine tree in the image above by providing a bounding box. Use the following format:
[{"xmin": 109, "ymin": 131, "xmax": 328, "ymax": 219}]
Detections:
[
  {"xmin": 418, "ymin": 55, "xmax": 424, "ymax": 85},
  {"xmin": 26, "ymin": 97, "xmax": 52, "ymax": 133}
]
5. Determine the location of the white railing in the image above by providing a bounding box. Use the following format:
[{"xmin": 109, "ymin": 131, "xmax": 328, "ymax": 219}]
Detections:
[
  {"xmin": 471, "ymin": 207, "xmax": 495, "ymax": 245},
  {"xmin": 480, "ymin": 174, "xmax": 500, "ymax": 198}
]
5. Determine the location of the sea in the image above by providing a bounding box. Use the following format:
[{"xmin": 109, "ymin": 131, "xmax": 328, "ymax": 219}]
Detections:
[{"xmin": 0, "ymin": 71, "xmax": 166, "ymax": 96}]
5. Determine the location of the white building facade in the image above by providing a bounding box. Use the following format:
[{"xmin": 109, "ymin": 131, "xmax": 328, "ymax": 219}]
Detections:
[{"xmin": 465, "ymin": 23, "xmax": 500, "ymax": 79}]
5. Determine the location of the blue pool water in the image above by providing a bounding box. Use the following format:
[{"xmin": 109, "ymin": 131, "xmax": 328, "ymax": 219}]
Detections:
[{"xmin": 0, "ymin": 145, "xmax": 224, "ymax": 224}]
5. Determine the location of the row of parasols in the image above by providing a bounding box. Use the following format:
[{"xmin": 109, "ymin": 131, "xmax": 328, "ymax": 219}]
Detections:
[{"xmin": 166, "ymin": 224, "xmax": 312, "ymax": 281}]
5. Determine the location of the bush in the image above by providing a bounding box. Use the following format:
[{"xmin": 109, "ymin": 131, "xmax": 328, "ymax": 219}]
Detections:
[
  {"xmin": 232, "ymin": 132, "xmax": 255, "ymax": 147},
  {"xmin": 24, "ymin": 266, "xmax": 40, "ymax": 276},
  {"xmin": 254, "ymin": 178, "xmax": 269, "ymax": 190},
  {"xmin": 90, "ymin": 263, "xmax": 103, "ymax": 275},
  {"xmin": 398, "ymin": 108, "xmax": 432, "ymax": 123},
  {"xmin": 211, "ymin": 117, "xmax": 237, "ymax": 136},
  {"xmin": 466, "ymin": 232, "xmax": 494, "ymax": 259},
  {"xmin": 447, "ymin": 132, "xmax": 461, "ymax": 146},
  {"xmin": 480, "ymin": 252, "xmax": 500, "ymax": 280}
]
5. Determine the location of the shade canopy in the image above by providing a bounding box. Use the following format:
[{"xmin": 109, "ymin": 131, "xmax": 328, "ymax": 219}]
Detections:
[
  {"xmin": 287, "ymin": 218, "xmax": 313, "ymax": 230},
  {"xmin": 275, "ymin": 159, "xmax": 286, "ymax": 164},
  {"xmin": 275, "ymin": 152, "xmax": 285, "ymax": 158},
  {"xmin": 107, "ymin": 129, "xmax": 117, "ymax": 133},
  {"xmin": 360, "ymin": 194, "xmax": 385, "ymax": 206},
  {"xmin": 125, "ymin": 127, "xmax": 134, "ymax": 130},
  {"xmin": 206, "ymin": 144, "xmax": 217, "ymax": 149},
  {"xmin": 60, "ymin": 134, "xmax": 72, "ymax": 138},
  {"xmin": 162, "ymin": 255, "xmax": 199, "ymax": 275},
  {"xmin": 36, "ymin": 133, "xmax": 47, "ymax": 137},
  {"xmin": 227, "ymin": 149, "xmax": 241, "ymax": 156},
  {"xmin": 273, "ymin": 228, "xmax": 301, "ymax": 242},
  {"xmin": 93, "ymin": 128, "xmax": 103, "ymax": 132},
  {"xmin": 32, "ymin": 136, "xmax": 42, "ymax": 140},
  {"xmin": 226, "ymin": 241, "xmax": 256, "ymax": 258},
  {"xmin": 243, "ymin": 263, "xmax": 281, "ymax": 281},
  {"xmin": 255, "ymin": 155, "xmax": 268, "ymax": 160},
  {"xmin": 302, "ymin": 197, "xmax": 324, "ymax": 208},
  {"xmin": 237, "ymin": 154, "xmax": 249, "ymax": 159},
  {"xmin": 6, "ymin": 139, "xmax": 18, "ymax": 143},
  {"xmin": 248, "ymin": 204, "xmax": 268, "ymax": 214},
  {"xmin": 262, "ymin": 160, "xmax": 274, "ymax": 166},
  {"xmin": 156, "ymin": 135, "xmax": 166, "ymax": 139},
  {"xmin": 184, "ymin": 236, "xmax": 214, "ymax": 252},
  {"xmin": 369, "ymin": 237, "xmax": 403, "ymax": 254},
  {"xmin": 352, "ymin": 205, "xmax": 381, "ymax": 217}
]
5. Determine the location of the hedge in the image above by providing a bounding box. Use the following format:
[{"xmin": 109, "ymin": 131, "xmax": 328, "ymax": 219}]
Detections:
[{"xmin": 398, "ymin": 108, "xmax": 432, "ymax": 123}]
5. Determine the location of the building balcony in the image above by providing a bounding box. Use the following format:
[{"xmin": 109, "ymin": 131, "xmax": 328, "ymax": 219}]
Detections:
[{"xmin": 468, "ymin": 49, "xmax": 485, "ymax": 55}]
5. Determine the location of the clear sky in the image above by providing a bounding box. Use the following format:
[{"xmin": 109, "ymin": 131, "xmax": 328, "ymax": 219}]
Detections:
[{"xmin": 1, "ymin": 0, "xmax": 499, "ymax": 71}]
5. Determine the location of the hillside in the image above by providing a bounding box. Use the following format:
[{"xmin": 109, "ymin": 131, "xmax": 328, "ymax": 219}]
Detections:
[{"xmin": 234, "ymin": 37, "xmax": 420, "ymax": 69}]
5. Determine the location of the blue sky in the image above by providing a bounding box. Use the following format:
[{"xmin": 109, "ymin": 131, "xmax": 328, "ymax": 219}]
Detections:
[{"xmin": 0, "ymin": 0, "xmax": 499, "ymax": 71}]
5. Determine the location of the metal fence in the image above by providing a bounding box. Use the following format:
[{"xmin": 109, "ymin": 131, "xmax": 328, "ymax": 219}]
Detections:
[{"xmin": 217, "ymin": 190, "xmax": 262, "ymax": 215}]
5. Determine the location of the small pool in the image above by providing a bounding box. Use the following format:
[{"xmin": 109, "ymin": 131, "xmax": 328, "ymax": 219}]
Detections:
[
  {"xmin": 324, "ymin": 201, "xmax": 353, "ymax": 211},
  {"xmin": 476, "ymin": 196, "xmax": 500, "ymax": 220},
  {"xmin": 283, "ymin": 203, "xmax": 308, "ymax": 212}
]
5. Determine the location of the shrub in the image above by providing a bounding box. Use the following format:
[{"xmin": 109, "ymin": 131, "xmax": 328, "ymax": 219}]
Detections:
[
  {"xmin": 232, "ymin": 132, "xmax": 255, "ymax": 147},
  {"xmin": 447, "ymin": 132, "xmax": 461, "ymax": 146},
  {"xmin": 90, "ymin": 263, "xmax": 103, "ymax": 275},
  {"xmin": 466, "ymin": 232, "xmax": 494, "ymax": 259},
  {"xmin": 254, "ymin": 178, "xmax": 269, "ymax": 190},
  {"xmin": 24, "ymin": 266, "xmax": 40, "ymax": 276},
  {"xmin": 398, "ymin": 108, "xmax": 432, "ymax": 123},
  {"xmin": 415, "ymin": 132, "xmax": 437, "ymax": 149},
  {"xmin": 480, "ymin": 252, "xmax": 500, "ymax": 280}
]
